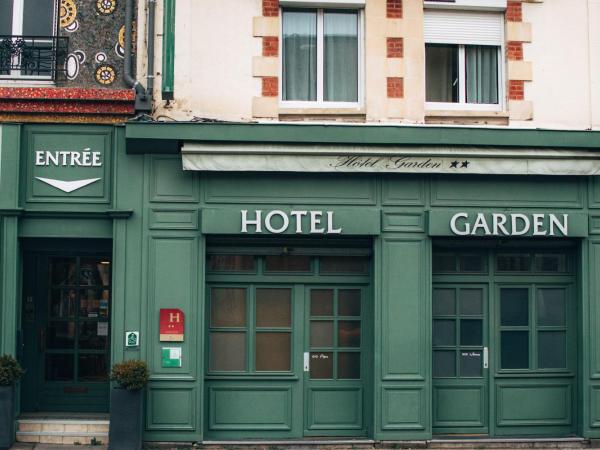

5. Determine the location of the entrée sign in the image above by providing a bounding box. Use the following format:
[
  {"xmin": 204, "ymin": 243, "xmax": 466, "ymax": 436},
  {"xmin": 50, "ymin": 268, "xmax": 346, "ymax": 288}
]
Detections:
[
  {"xmin": 241, "ymin": 210, "xmax": 342, "ymax": 234},
  {"xmin": 450, "ymin": 212, "xmax": 569, "ymax": 237}
]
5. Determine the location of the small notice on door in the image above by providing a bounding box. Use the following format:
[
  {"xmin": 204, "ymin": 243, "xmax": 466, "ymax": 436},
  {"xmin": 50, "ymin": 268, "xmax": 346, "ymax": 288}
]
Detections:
[
  {"xmin": 161, "ymin": 347, "xmax": 182, "ymax": 368},
  {"xmin": 97, "ymin": 322, "xmax": 108, "ymax": 336}
]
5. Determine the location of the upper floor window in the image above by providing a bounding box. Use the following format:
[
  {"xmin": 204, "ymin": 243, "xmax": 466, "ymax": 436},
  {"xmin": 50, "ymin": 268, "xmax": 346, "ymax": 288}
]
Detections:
[
  {"xmin": 0, "ymin": 0, "xmax": 61, "ymax": 80},
  {"xmin": 424, "ymin": 9, "xmax": 505, "ymax": 111},
  {"xmin": 281, "ymin": 7, "xmax": 363, "ymax": 107}
]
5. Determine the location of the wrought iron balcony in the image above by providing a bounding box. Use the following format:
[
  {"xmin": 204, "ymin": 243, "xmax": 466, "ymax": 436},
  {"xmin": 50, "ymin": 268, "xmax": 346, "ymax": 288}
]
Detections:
[{"xmin": 0, "ymin": 35, "xmax": 68, "ymax": 80}]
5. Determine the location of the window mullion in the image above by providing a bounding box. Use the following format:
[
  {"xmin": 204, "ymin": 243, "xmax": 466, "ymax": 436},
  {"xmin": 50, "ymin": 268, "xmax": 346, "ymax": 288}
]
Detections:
[
  {"xmin": 458, "ymin": 45, "xmax": 466, "ymax": 104},
  {"xmin": 317, "ymin": 9, "xmax": 324, "ymax": 103},
  {"xmin": 249, "ymin": 285, "xmax": 255, "ymax": 373}
]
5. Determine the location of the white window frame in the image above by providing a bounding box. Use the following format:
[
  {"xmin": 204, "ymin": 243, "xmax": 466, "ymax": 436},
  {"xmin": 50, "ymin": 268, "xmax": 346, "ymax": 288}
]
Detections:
[
  {"xmin": 0, "ymin": 0, "xmax": 58, "ymax": 81},
  {"xmin": 425, "ymin": 43, "xmax": 506, "ymax": 112},
  {"xmin": 279, "ymin": 7, "xmax": 365, "ymax": 109}
]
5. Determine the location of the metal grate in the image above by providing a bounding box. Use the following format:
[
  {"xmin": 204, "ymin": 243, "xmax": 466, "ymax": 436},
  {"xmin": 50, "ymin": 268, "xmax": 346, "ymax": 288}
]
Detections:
[{"xmin": 0, "ymin": 35, "xmax": 68, "ymax": 80}]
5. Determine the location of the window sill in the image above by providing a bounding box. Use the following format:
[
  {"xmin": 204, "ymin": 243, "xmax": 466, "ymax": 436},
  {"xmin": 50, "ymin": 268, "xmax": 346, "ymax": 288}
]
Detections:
[
  {"xmin": 425, "ymin": 109, "xmax": 509, "ymax": 126},
  {"xmin": 279, "ymin": 107, "xmax": 366, "ymax": 122}
]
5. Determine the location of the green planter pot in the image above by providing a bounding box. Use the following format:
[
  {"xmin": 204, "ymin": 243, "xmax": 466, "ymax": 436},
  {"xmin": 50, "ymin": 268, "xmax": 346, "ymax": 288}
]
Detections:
[
  {"xmin": 108, "ymin": 387, "xmax": 144, "ymax": 450},
  {"xmin": 0, "ymin": 386, "xmax": 14, "ymax": 450}
]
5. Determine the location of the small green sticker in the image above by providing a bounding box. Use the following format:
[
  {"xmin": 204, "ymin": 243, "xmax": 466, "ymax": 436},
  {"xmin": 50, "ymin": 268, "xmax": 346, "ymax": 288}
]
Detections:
[{"xmin": 161, "ymin": 347, "xmax": 182, "ymax": 368}]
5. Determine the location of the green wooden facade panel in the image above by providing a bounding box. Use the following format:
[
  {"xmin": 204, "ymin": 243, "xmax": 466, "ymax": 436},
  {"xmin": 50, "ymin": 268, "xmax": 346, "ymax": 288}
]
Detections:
[
  {"xmin": 431, "ymin": 176, "xmax": 584, "ymax": 208},
  {"xmin": 433, "ymin": 384, "xmax": 486, "ymax": 428},
  {"xmin": 149, "ymin": 156, "xmax": 200, "ymax": 203},
  {"xmin": 8, "ymin": 123, "xmax": 600, "ymax": 441},
  {"xmin": 382, "ymin": 211, "xmax": 426, "ymax": 233},
  {"xmin": 381, "ymin": 238, "xmax": 429, "ymax": 380},
  {"xmin": 380, "ymin": 386, "xmax": 427, "ymax": 430},
  {"xmin": 203, "ymin": 172, "xmax": 377, "ymax": 205},
  {"xmin": 306, "ymin": 387, "xmax": 363, "ymax": 430},
  {"xmin": 149, "ymin": 208, "xmax": 199, "ymax": 230},
  {"xmin": 147, "ymin": 236, "xmax": 198, "ymax": 378}
]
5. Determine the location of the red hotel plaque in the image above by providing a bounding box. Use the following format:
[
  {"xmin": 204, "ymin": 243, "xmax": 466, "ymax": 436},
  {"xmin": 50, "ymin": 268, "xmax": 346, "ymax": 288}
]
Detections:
[{"xmin": 159, "ymin": 308, "xmax": 185, "ymax": 342}]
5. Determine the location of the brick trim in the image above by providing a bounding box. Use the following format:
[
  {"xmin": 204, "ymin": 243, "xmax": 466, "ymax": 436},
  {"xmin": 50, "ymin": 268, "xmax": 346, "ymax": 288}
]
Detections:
[
  {"xmin": 262, "ymin": 77, "xmax": 278, "ymax": 97},
  {"xmin": 507, "ymin": 1, "xmax": 522, "ymax": 22},
  {"xmin": 507, "ymin": 41, "xmax": 524, "ymax": 61},
  {"xmin": 508, "ymin": 80, "xmax": 525, "ymax": 101},
  {"xmin": 386, "ymin": 0, "xmax": 402, "ymax": 19},
  {"xmin": 387, "ymin": 77, "xmax": 404, "ymax": 99},
  {"xmin": 263, "ymin": 0, "xmax": 278, "ymax": 17},
  {"xmin": 386, "ymin": 38, "xmax": 404, "ymax": 58}
]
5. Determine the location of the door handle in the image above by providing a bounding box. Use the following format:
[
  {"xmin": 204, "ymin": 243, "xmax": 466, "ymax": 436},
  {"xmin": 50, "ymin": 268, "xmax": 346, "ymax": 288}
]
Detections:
[
  {"xmin": 483, "ymin": 347, "xmax": 489, "ymax": 369},
  {"xmin": 303, "ymin": 352, "xmax": 310, "ymax": 372}
]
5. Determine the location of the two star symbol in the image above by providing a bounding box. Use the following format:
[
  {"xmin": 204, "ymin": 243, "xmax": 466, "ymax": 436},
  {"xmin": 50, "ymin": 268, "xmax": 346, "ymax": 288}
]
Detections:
[{"xmin": 450, "ymin": 160, "xmax": 470, "ymax": 169}]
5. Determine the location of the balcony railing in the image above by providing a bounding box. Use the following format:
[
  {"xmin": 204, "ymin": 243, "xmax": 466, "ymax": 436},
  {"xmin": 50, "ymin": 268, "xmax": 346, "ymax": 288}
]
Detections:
[{"xmin": 0, "ymin": 35, "xmax": 68, "ymax": 81}]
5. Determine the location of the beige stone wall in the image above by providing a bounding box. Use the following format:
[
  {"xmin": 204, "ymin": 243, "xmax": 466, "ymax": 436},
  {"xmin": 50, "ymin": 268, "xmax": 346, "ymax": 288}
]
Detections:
[{"xmin": 146, "ymin": 0, "xmax": 600, "ymax": 130}]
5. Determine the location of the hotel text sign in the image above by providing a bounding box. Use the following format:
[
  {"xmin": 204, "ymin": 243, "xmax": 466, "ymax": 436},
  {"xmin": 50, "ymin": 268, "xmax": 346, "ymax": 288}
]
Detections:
[
  {"xmin": 450, "ymin": 212, "xmax": 569, "ymax": 237},
  {"xmin": 241, "ymin": 210, "xmax": 343, "ymax": 234}
]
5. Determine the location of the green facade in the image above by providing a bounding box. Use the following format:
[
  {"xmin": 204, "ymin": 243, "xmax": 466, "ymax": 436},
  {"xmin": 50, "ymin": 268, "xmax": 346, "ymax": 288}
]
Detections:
[{"xmin": 3, "ymin": 122, "xmax": 600, "ymax": 442}]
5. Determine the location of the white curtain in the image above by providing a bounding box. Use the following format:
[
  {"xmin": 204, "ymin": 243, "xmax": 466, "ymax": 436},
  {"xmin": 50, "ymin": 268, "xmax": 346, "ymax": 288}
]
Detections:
[
  {"xmin": 465, "ymin": 45, "xmax": 499, "ymax": 104},
  {"xmin": 282, "ymin": 10, "xmax": 317, "ymax": 101},
  {"xmin": 324, "ymin": 11, "xmax": 358, "ymax": 102}
]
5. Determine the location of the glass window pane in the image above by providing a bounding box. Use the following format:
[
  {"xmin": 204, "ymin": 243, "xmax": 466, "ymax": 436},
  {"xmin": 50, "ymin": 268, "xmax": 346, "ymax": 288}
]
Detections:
[
  {"xmin": 433, "ymin": 288, "xmax": 455, "ymax": 316},
  {"xmin": 79, "ymin": 321, "xmax": 108, "ymax": 350},
  {"xmin": 78, "ymin": 354, "xmax": 108, "ymax": 382},
  {"xmin": 433, "ymin": 350, "xmax": 456, "ymax": 377},
  {"xmin": 465, "ymin": 45, "xmax": 499, "ymax": 104},
  {"xmin": 310, "ymin": 321, "xmax": 334, "ymax": 347},
  {"xmin": 537, "ymin": 288, "xmax": 565, "ymax": 327},
  {"xmin": 311, "ymin": 289, "xmax": 334, "ymax": 316},
  {"xmin": 45, "ymin": 354, "xmax": 74, "ymax": 381},
  {"xmin": 80, "ymin": 258, "xmax": 108, "ymax": 286},
  {"xmin": 282, "ymin": 9, "xmax": 317, "ymax": 101},
  {"xmin": 338, "ymin": 289, "xmax": 361, "ymax": 316},
  {"xmin": 460, "ymin": 319, "xmax": 482, "ymax": 346},
  {"xmin": 210, "ymin": 332, "xmax": 246, "ymax": 371},
  {"xmin": 256, "ymin": 288, "xmax": 291, "ymax": 328},
  {"xmin": 256, "ymin": 332, "xmax": 291, "ymax": 371},
  {"xmin": 501, "ymin": 330, "xmax": 529, "ymax": 369},
  {"xmin": 80, "ymin": 288, "xmax": 104, "ymax": 318},
  {"xmin": 47, "ymin": 321, "xmax": 75, "ymax": 349},
  {"xmin": 500, "ymin": 288, "xmax": 529, "ymax": 326},
  {"xmin": 338, "ymin": 352, "xmax": 360, "ymax": 379},
  {"xmin": 338, "ymin": 321, "xmax": 360, "ymax": 348},
  {"xmin": 50, "ymin": 257, "xmax": 77, "ymax": 285},
  {"xmin": 208, "ymin": 255, "xmax": 255, "ymax": 272},
  {"xmin": 23, "ymin": 0, "xmax": 54, "ymax": 36},
  {"xmin": 538, "ymin": 331, "xmax": 566, "ymax": 369},
  {"xmin": 320, "ymin": 256, "xmax": 368, "ymax": 274},
  {"xmin": 210, "ymin": 288, "xmax": 246, "ymax": 327},
  {"xmin": 50, "ymin": 289, "xmax": 77, "ymax": 318},
  {"xmin": 460, "ymin": 351, "xmax": 482, "ymax": 377},
  {"xmin": 310, "ymin": 352, "xmax": 333, "ymax": 379},
  {"xmin": 0, "ymin": 1, "xmax": 13, "ymax": 35},
  {"xmin": 433, "ymin": 319, "xmax": 455, "ymax": 346},
  {"xmin": 460, "ymin": 289, "xmax": 482, "ymax": 316},
  {"xmin": 433, "ymin": 253, "xmax": 456, "ymax": 272},
  {"xmin": 459, "ymin": 254, "xmax": 485, "ymax": 273},
  {"xmin": 324, "ymin": 11, "xmax": 358, "ymax": 102},
  {"xmin": 497, "ymin": 254, "xmax": 531, "ymax": 272},
  {"xmin": 534, "ymin": 254, "xmax": 567, "ymax": 273},
  {"xmin": 426, "ymin": 44, "xmax": 458, "ymax": 103},
  {"xmin": 264, "ymin": 255, "xmax": 311, "ymax": 272}
]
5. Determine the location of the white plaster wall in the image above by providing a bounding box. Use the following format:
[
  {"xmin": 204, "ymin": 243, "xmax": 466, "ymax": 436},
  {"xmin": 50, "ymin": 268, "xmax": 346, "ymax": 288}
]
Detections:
[
  {"xmin": 153, "ymin": 0, "xmax": 262, "ymax": 121},
  {"xmin": 522, "ymin": 0, "xmax": 592, "ymax": 129},
  {"xmin": 589, "ymin": 0, "xmax": 600, "ymax": 129}
]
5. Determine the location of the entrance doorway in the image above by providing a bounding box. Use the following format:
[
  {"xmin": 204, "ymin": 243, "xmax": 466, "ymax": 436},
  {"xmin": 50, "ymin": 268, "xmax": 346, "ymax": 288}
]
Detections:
[
  {"xmin": 205, "ymin": 247, "xmax": 371, "ymax": 438},
  {"xmin": 432, "ymin": 246, "xmax": 577, "ymax": 437},
  {"xmin": 21, "ymin": 240, "xmax": 112, "ymax": 412}
]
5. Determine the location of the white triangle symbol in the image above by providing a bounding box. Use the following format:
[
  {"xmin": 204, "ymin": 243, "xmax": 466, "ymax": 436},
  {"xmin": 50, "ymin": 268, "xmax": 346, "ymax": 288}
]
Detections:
[{"xmin": 36, "ymin": 177, "xmax": 101, "ymax": 193}]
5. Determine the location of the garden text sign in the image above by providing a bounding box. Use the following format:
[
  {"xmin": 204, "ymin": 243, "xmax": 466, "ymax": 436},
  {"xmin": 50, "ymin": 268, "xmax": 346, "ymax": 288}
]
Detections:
[{"xmin": 449, "ymin": 212, "xmax": 569, "ymax": 237}]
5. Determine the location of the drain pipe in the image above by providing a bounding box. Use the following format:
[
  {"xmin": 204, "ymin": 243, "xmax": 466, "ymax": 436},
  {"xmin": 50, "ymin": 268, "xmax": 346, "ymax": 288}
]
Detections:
[{"xmin": 124, "ymin": 0, "xmax": 153, "ymax": 112}]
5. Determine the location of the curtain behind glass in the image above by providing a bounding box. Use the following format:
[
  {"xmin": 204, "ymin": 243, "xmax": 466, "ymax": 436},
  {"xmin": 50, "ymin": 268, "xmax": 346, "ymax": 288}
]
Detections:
[
  {"xmin": 324, "ymin": 11, "xmax": 358, "ymax": 102},
  {"xmin": 465, "ymin": 45, "xmax": 499, "ymax": 104},
  {"xmin": 425, "ymin": 44, "xmax": 458, "ymax": 102},
  {"xmin": 0, "ymin": 0, "xmax": 14, "ymax": 35},
  {"xmin": 283, "ymin": 10, "xmax": 317, "ymax": 101}
]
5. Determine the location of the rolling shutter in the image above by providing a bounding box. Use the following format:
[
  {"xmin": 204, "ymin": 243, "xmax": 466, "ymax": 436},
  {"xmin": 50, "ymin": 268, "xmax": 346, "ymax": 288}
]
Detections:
[{"xmin": 424, "ymin": 10, "xmax": 504, "ymax": 46}]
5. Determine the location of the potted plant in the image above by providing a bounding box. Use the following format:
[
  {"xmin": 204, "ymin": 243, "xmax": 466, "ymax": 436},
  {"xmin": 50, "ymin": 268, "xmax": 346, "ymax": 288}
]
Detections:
[
  {"xmin": 108, "ymin": 360, "xmax": 150, "ymax": 450},
  {"xmin": 0, "ymin": 355, "xmax": 24, "ymax": 450}
]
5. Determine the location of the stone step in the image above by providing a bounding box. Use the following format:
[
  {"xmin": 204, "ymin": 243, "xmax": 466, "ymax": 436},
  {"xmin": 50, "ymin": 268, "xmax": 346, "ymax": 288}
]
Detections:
[{"xmin": 16, "ymin": 417, "xmax": 109, "ymax": 446}]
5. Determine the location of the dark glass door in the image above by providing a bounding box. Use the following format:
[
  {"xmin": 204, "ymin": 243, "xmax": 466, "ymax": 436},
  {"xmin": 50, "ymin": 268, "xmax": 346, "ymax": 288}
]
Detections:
[{"xmin": 22, "ymin": 252, "xmax": 111, "ymax": 412}]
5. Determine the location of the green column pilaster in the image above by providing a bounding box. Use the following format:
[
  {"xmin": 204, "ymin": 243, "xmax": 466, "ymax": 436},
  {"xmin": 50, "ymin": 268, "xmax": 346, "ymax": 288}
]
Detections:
[{"xmin": 0, "ymin": 125, "xmax": 22, "ymax": 356}]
